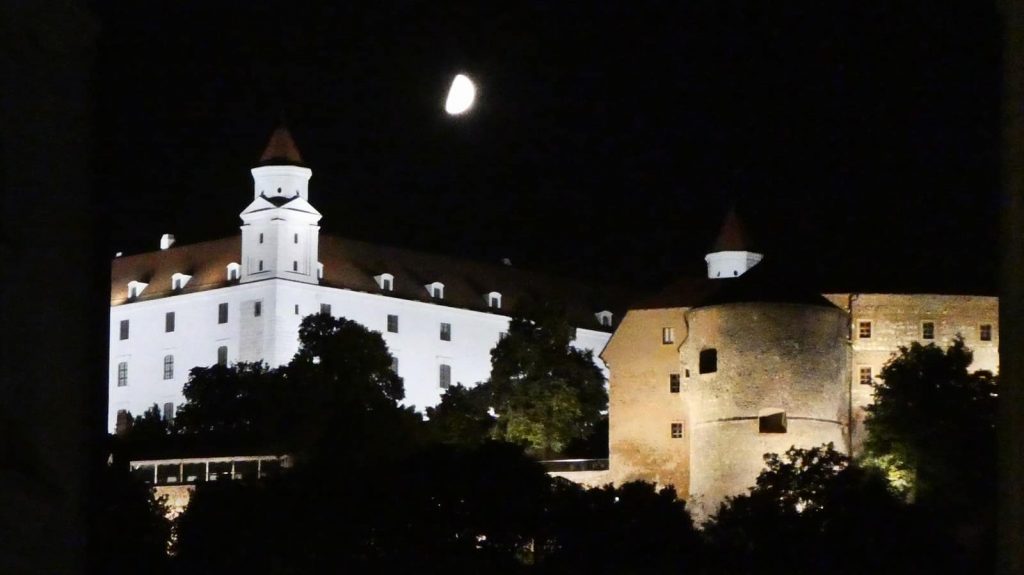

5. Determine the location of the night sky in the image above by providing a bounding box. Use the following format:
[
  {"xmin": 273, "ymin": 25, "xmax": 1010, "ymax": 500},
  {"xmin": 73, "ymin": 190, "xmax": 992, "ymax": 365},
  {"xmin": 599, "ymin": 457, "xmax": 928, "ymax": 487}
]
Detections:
[{"xmin": 94, "ymin": 2, "xmax": 1002, "ymax": 296}]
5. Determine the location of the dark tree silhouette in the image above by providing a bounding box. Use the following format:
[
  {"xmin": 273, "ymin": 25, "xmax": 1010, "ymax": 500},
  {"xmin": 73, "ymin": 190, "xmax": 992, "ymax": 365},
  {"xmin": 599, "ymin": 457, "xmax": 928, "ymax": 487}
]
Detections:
[
  {"xmin": 704, "ymin": 444, "xmax": 929, "ymax": 575},
  {"xmin": 91, "ymin": 462, "xmax": 170, "ymax": 575},
  {"xmin": 864, "ymin": 337, "xmax": 997, "ymax": 571},
  {"xmin": 424, "ymin": 383, "xmax": 496, "ymax": 446}
]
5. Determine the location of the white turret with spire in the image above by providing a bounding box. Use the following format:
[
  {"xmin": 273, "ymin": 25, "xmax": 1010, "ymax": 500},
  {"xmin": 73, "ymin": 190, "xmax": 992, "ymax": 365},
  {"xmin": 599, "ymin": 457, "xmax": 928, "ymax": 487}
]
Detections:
[
  {"xmin": 240, "ymin": 127, "xmax": 322, "ymax": 284},
  {"xmin": 705, "ymin": 208, "xmax": 763, "ymax": 279}
]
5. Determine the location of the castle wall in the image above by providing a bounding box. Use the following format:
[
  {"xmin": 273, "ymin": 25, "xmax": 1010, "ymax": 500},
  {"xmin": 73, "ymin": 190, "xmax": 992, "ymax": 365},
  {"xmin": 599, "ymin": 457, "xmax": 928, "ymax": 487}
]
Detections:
[
  {"xmin": 110, "ymin": 279, "xmax": 611, "ymax": 431},
  {"xmin": 683, "ymin": 303, "xmax": 850, "ymax": 520},
  {"xmin": 824, "ymin": 293, "xmax": 999, "ymax": 451},
  {"xmin": 603, "ymin": 308, "xmax": 690, "ymax": 493}
]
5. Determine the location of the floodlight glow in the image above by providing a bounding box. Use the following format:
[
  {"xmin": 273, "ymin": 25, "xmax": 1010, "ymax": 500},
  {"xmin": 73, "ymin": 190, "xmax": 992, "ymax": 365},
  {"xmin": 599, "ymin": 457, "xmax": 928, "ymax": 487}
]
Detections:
[{"xmin": 445, "ymin": 74, "xmax": 476, "ymax": 115}]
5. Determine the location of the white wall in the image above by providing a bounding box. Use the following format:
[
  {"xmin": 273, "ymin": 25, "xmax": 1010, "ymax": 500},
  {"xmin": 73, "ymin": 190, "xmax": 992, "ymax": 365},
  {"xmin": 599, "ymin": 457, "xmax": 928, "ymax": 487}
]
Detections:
[{"xmin": 109, "ymin": 279, "xmax": 612, "ymax": 431}]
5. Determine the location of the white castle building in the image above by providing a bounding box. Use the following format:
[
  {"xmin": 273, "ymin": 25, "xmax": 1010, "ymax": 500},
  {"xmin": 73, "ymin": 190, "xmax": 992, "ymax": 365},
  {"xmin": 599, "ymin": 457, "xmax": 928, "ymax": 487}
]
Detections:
[{"xmin": 108, "ymin": 128, "xmax": 619, "ymax": 432}]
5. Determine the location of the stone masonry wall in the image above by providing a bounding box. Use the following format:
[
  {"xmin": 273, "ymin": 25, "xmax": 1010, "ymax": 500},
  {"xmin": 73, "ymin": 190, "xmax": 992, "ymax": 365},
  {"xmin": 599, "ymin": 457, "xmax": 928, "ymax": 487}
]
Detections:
[
  {"xmin": 683, "ymin": 303, "xmax": 850, "ymax": 520},
  {"xmin": 603, "ymin": 308, "xmax": 690, "ymax": 494},
  {"xmin": 824, "ymin": 293, "xmax": 999, "ymax": 452}
]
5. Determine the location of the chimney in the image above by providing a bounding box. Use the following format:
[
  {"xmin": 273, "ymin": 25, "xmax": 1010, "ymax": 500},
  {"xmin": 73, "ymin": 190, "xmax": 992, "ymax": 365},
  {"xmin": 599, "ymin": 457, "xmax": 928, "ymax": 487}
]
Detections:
[{"xmin": 160, "ymin": 234, "xmax": 176, "ymax": 250}]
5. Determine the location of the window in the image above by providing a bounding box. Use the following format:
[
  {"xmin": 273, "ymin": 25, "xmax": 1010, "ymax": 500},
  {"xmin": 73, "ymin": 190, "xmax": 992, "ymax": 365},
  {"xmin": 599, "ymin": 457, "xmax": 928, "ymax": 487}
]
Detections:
[
  {"xmin": 922, "ymin": 321, "xmax": 935, "ymax": 340},
  {"xmin": 173, "ymin": 278, "xmax": 182, "ymax": 290},
  {"xmin": 254, "ymin": 301, "xmax": 262, "ymax": 317},
  {"xmin": 217, "ymin": 346, "xmax": 228, "ymax": 366},
  {"xmin": 980, "ymin": 324, "xmax": 993, "ymax": 341},
  {"xmin": 440, "ymin": 322, "xmax": 451, "ymax": 341},
  {"xmin": 376, "ymin": 273, "xmax": 395, "ymax": 291},
  {"xmin": 163, "ymin": 355, "xmax": 174, "ymax": 380},
  {"xmin": 439, "ymin": 363, "xmax": 451, "ymax": 389},
  {"xmin": 117, "ymin": 362, "xmax": 127, "ymax": 387},
  {"xmin": 858, "ymin": 321, "xmax": 872, "ymax": 338},
  {"xmin": 759, "ymin": 410, "xmax": 787, "ymax": 434},
  {"xmin": 294, "ymin": 233, "xmax": 298, "ymax": 244},
  {"xmin": 163, "ymin": 402, "xmax": 174, "ymax": 422},
  {"xmin": 486, "ymin": 291, "xmax": 502, "ymax": 309},
  {"xmin": 165, "ymin": 312, "xmax": 175, "ymax": 333},
  {"xmin": 595, "ymin": 310, "xmax": 613, "ymax": 327},
  {"xmin": 294, "ymin": 304, "xmax": 300, "ymax": 315},
  {"xmin": 859, "ymin": 366, "xmax": 872, "ymax": 385},
  {"xmin": 426, "ymin": 282, "xmax": 445, "ymax": 299},
  {"xmin": 671, "ymin": 423, "xmax": 683, "ymax": 439},
  {"xmin": 685, "ymin": 368, "xmax": 690, "ymax": 378},
  {"xmin": 662, "ymin": 327, "xmax": 675, "ymax": 344},
  {"xmin": 321, "ymin": 303, "xmax": 331, "ymax": 316},
  {"xmin": 119, "ymin": 319, "xmax": 129, "ymax": 340},
  {"xmin": 218, "ymin": 303, "xmax": 228, "ymax": 324},
  {"xmin": 291, "ymin": 260, "xmax": 297, "ymax": 272},
  {"xmin": 387, "ymin": 314, "xmax": 399, "ymax": 333},
  {"xmin": 259, "ymin": 233, "xmax": 264, "ymax": 244},
  {"xmin": 390, "ymin": 355, "xmax": 399, "ymax": 374},
  {"xmin": 699, "ymin": 349, "xmax": 717, "ymax": 374},
  {"xmin": 258, "ymin": 260, "xmax": 264, "ymax": 271},
  {"xmin": 669, "ymin": 374, "xmax": 680, "ymax": 393}
]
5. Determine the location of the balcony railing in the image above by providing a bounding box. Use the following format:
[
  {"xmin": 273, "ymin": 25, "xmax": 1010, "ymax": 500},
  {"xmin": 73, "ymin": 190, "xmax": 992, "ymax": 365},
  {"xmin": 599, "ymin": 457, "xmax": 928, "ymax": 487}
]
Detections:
[
  {"xmin": 540, "ymin": 458, "xmax": 609, "ymax": 473},
  {"xmin": 130, "ymin": 454, "xmax": 292, "ymax": 486}
]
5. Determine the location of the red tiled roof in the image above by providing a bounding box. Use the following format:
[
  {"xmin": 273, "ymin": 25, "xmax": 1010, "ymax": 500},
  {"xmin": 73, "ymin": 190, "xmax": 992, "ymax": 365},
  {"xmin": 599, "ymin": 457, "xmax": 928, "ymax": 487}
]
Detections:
[
  {"xmin": 259, "ymin": 127, "xmax": 303, "ymax": 165},
  {"xmin": 110, "ymin": 235, "xmax": 630, "ymax": 331},
  {"xmin": 711, "ymin": 207, "xmax": 754, "ymax": 252}
]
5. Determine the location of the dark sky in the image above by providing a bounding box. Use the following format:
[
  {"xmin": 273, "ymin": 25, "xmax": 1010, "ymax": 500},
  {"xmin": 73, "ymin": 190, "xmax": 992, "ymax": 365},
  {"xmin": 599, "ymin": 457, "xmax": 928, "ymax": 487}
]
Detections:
[{"xmin": 94, "ymin": 2, "xmax": 1002, "ymax": 296}]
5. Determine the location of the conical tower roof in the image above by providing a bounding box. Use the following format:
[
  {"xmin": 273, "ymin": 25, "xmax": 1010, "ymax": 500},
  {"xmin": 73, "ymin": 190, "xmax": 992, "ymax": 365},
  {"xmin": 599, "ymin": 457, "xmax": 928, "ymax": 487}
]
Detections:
[
  {"xmin": 258, "ymin": 126, "xmax": 304, "ymax": 165},
  {"xmin": 711, "ymin": 207, "xmax": 754, "ymax": 252}
]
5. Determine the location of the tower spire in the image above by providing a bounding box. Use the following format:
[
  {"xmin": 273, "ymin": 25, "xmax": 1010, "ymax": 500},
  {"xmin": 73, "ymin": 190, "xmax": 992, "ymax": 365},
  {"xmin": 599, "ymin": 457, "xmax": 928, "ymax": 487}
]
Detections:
[
  {"xmin": 705, "ymin": 207, "xmax": 763, "ymax": 279},
  {"xmin": 259, "ymin": 126, "xmax": 303, "ymax": 166}
]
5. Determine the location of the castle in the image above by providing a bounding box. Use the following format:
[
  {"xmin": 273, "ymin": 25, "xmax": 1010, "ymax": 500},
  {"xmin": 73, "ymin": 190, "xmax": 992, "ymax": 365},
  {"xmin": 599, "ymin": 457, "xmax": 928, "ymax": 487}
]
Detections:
[
  {"xmin": 601, "ymin": 211, "xmax": 998, "ymax": 517},
  {"xmin": 110, "ymin": 129, "xmax": 999, "ymax": 516},
  {"xmin": 108, "ymin": 128, "xmax": 619, "ymax": 433}
]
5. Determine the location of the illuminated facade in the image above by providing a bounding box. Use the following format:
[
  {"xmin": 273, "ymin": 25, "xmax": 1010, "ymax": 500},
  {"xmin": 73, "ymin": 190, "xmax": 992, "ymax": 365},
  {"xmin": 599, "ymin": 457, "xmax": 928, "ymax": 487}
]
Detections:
[
  {"xmin": 601, "ymin": 212, "xmax": 998, "ymax": 518},
  {"xmin": 107, "ymin": 128, "xmax": 618, "ymax": 432}
]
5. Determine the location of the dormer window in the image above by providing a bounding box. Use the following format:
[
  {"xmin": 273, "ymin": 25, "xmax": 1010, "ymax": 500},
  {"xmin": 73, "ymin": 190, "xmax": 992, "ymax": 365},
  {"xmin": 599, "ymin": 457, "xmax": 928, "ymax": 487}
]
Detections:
[
  {"xmin": 226, "ymin": 263, "xmax": 240, "ymax": 282},
  {"xmin": 486, "ymin": 291, "xmax": 502, "ymax": 309},
  {"xmin": 426, "ymin": 282, "xmax": 445, "ymax": 300},
  {"xmin": 127, "ymin": 281, "xmax": 148, "ymax": 299},
  {"xmin": 171, "ymin": 273, "xmax": 192, "ymax": 291},
  {"xmin": 375, "ymin": 273, "xmax": 395, "ymax": 292},
  {"xmin": 595, "ymin": 310, "xmax": 613, "ymax": 327}
]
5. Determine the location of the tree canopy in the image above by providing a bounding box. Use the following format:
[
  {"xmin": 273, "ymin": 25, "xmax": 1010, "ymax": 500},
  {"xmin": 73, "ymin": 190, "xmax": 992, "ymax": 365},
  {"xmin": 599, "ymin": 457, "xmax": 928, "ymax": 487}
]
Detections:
[{"xmin": 484, "ymin": 305, "xmax": 607, "ymax": 457}]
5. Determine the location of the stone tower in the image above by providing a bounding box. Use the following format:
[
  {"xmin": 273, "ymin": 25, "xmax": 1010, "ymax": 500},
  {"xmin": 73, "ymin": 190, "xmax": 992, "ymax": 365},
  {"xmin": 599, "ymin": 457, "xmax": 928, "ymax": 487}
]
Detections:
[
  {"xmin": 240, "ymin": 127, "xmax": 322, "ymax": 284},
  {"xmin": 682, "ymin": 265, "xmax": 851, "ymax": 519}
]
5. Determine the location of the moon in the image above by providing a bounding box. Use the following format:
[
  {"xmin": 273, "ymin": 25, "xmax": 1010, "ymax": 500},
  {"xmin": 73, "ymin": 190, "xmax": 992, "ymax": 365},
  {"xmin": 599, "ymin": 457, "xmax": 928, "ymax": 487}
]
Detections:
[{"xmin": 445, "ymin": 74, "xmax": 476, "ymax": 115}]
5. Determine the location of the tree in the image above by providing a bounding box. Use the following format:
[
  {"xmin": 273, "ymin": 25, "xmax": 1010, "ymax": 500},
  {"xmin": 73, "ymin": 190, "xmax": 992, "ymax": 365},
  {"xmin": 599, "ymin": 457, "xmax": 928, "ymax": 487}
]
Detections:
[
  {"xmin": 539, "ymin": 480, "xmax": 701, "ymax": 573},
  {"xmin": 174, "ymin": 362, "xmax": 286, "ymax": 442},
  {"xmin": 91, "ymin": 461, "xmax": 171, "ymax": 574},
  {"xmin": 485, "ymin": 305, "xmax": 607, "ymax": 458},
  {"xmin": 865, "ymin": 337, "xmax": 997, "ymax": 504},
  {"xmin": 424, "ymin": 384, "xmax": 496, "ymax": 446},
  {"xmin": 864, "ymin": 337, "xmax": 997, "ymax": 571},
  {"xmin": 704, "ymin": 444, "xmax": 925, "ymax": 575}
]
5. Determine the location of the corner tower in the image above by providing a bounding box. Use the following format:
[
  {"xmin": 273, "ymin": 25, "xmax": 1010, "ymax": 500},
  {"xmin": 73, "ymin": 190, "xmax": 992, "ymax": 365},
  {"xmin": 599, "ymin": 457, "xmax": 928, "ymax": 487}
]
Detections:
[
  {"xmin": 240, "ymin": 127, "xmax": 322, "ymax": 284},
  {"xmin": 681, "ymin": 267, "xmax": 850, "ymax": 519},
  {"xmin": 704, "ymin": 208, "xmax": 763, "ymax": 279}
]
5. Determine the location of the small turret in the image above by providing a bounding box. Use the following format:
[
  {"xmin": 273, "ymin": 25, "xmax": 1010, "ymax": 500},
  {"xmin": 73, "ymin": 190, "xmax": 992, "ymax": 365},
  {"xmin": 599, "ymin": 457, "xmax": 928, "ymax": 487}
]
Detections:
[
  {"xmin": 250, "ymin": 126, "xmax": 312, "ymax": 201},
  {"xmin": 239, "ymin": 127, "xmax": 322, "ymax": 284},
  {"xmin": 704, "ymin": 208, "xmax": 763, "ymax": 279}
]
